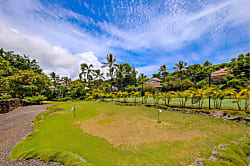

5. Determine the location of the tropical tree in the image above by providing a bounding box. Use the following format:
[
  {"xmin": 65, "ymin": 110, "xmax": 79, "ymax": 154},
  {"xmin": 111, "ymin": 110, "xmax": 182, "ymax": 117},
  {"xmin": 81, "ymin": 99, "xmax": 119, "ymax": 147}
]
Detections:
[
  {"xmin": 101, "ymin": 53, "xmax": 116, "ymax": 89},
  {"xmin": 61, "ymin": 77, "xmax": 70, "ymax": 86},
  {"xmin": 153, "ymin": 92, "xmax": 161, "ymax": 104},
  {"xmin": 49, "ymin": 72, "xmax": 59, "ymax": 86},
  {"xmin": 143, "ymin": 92, "xmax": 153, "ymax": 104},
  {"xmin": 80, "ymin": 63, "xmax": 94, "ymax": 87},
  {"xmin": 231, "ymin": 86, "xmax": 250, "ymax": 111},
  {"xmin": 175, "ymin": 90, "xmax": 191, "ymax": 107},
  {"xmin": 203, "ymin": 60, "xmax": 212, "ymax": 67},
  {"xmin": 4, "ymin": 70, "xmax": 51, "ymax": 98},
  {"xmin": 93, "ymin": 69, "xmax": 104, "ymax": 86},
  {"xmin": 161, "ymin": 91, "xmax": 176, "ymax": 106},
  {"xmin": 114, "ymin": 63, "xmax": 127, "ymax": 90},
  {"xmin": 159, "ymin": 64, "xmax": 168, "ymax": 79},
  {"xmin": 190, "ymin": 87, "xmax": 206, "ymax": 108},
  {"xmin": 173, "ymin": 61, "xmax": 187, "ymax": 80},
  {"xmin": 138, "ymin": 73, "xmax": 147, "ymax": 84}
]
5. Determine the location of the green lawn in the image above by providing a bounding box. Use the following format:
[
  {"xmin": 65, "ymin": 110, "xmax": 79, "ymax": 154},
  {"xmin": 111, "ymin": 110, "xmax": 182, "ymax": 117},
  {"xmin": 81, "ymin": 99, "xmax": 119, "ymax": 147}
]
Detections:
[
  {"xmin": 10, "ymin": 101, "xmax": 249, "ymax": 166},
  {"xmin": 109, "ymin": 97, "xmax": 249, "ymax": 110}
]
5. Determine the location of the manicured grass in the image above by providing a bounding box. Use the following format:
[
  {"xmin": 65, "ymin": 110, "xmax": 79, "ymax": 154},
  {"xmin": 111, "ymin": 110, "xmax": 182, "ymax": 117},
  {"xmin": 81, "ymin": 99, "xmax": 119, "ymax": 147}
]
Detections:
[
  {"xmin": 10, "ymin": 101, "xmax": 249, "ymax": 166},
  {"xmin": 110, "ymin": 97, "xmax": 249, "ymax": 110}
]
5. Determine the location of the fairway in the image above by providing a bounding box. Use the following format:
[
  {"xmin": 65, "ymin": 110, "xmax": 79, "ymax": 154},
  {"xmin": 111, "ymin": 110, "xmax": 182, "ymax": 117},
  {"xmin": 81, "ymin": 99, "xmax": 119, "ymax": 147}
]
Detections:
[{"xmin": 10, "ymin": 101, "xmax": 250, "ymax": 166}]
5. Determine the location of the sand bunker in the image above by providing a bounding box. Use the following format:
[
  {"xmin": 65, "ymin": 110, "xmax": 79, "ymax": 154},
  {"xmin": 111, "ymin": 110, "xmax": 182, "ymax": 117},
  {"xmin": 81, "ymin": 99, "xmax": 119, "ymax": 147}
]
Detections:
[{"xmin": 81, "ymin": 114, "xmax": 208, "ymax": 147}]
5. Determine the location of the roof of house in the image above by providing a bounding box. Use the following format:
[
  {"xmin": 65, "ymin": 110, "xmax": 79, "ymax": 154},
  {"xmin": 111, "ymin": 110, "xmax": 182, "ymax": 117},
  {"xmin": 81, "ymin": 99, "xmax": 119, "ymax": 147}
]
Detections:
[
  {"xmin": 150, "ymin": 77, "xmax": 161, "ymax": 82},
  {"xmin": 144, "ymin": 77, "xmax": 162, "ymax": 88},
  {"xmin": 144, "ymin": 81, "xmax": 162, "ymax": 88},
  {"xmin": 211, "ymin": 68, "xmax": 231, "ymax": 78}
]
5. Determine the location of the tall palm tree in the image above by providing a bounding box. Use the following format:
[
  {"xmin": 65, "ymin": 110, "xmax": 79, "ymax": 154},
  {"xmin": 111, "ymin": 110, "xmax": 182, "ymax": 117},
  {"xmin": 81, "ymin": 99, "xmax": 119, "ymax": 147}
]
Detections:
[
  {"xmin": 94, "ymin": 69, "xmax": 104, "ymax": 85},
  {"xmin": 173, "ymin": 61, "xmax": 187, "ymax": 81},
  {"xmin": 159, "ymin": 64, "xmax": 167, "ymax": 79},
  {"xmin": 101, "ymin": 54, "xmax": 116, "ymax": 88},
  {"xmin": 80, "ymin": 63, "xmax": 94, "ymax": 87},
  {"xmin": 138, "ymin": 73, "xmax": 147, "ymax": 83},
  {"xmin": 115, "ymin": 63, "xmax": 127, "ymax": 90}
]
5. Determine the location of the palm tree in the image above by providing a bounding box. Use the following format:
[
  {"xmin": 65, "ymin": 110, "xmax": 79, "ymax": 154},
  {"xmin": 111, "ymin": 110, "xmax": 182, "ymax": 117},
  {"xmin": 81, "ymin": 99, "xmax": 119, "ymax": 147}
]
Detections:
[
  {"xmin": 62, "ymin": 77, "xmax": 70, "ymax": 86},
  {"xmin": 203, "ymin": 60, "xmax": 212, "ymax": 67},
  {"xmin": 49, "ymin": 72, "xmax": 59, "ymax": 86},
  {"xmin": 138, "ymin": 73, "xmax": 147, "ymax": 83},
  {"xmin": 175, "ymin": 90, "xmax": 191, "ymax": 107},
  {"xmin": 94, "ymin": 69, "xmax": 104, "ymax": 85},
  {"xmin": 159, "ymin": 64, "xmax": 167, "ymax": 79},
  {"xmin": 173, "ymin": 61, "xmax": 187, "ymax": 81},
  {"xmin": 231, "ymin": 87, "xmax": 250, "ymax": 111},
  {"xmin": 80, "ymin": 63, "xmax": 94, "ymax": 87},
  {"xmin": 102, "ymin": 53, "xmax": 116, "ymax": 89},
  {"xmin": 115, "ymin": 63, "xmax": 127, "ymax": 90}
]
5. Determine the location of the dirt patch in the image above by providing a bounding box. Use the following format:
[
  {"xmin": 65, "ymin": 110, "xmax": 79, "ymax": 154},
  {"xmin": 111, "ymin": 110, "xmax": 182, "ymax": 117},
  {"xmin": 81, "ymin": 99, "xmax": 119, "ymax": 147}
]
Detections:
[
  {"xmin": 81, "ymin": 114, "xmax": 209, "ymax": 147},
  {"xmin": 52, "ymin": 111, "xmax": 69, "ymax": 115}
]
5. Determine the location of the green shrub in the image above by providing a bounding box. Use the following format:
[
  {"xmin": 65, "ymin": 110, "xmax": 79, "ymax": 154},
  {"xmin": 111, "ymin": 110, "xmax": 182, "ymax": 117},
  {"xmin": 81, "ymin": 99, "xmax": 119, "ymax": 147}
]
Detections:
[
  {"xmin": 56, "ymin": 96, "xmax": 72, "ymax": 101},
  {"xmin": 0, "ymin": 94, "xmax": 13, "ymax": 100},
  {"xmin": 23, "ymin": 95, "xmax": 47, "ymax": 105}
]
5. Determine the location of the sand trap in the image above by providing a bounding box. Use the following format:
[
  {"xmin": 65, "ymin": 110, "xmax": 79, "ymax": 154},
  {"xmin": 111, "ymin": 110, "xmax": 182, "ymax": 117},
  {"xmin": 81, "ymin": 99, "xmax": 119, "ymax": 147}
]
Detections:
[{"xmin": 81, "ymin": 114, "xmax": 208, "ymax": 147}]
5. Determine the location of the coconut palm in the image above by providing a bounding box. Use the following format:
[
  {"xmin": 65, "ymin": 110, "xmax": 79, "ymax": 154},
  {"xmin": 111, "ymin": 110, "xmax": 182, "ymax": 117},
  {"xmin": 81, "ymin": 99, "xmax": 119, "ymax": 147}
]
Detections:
[
  {"xmin": 159, "ymin": 64, "xmax": 168, "ymax": 79},
  {"xmin": 161, "ymin": 91, "xmax": 176, "ymax": 106},
  {"xmin": 94, "ymin": 69, "xmax": 104, "ymax": 85},
  {"xmin": 114, "ymin": 63, "xmax": 127, "ymax": 90},
  {"xmin": 173, "ymin": 61, "xmax": 187, "ymax": 81},
  {"xmin": 175, "ymin": 90, "xmax": 191, "ymax": 107},
  {"xmin": 190, "ymin": 87, "xmax": 206, "ymax": 108},
  {"xmin": 80, "ymin": 63, "xmax": 94, "ymax": 87},
  {"xmin": 101, "ymin": 53, "xmax": 116, "ymax": 89},
  {"xmin": 231, "ymin": 86, "xmax": 250, "ymax": 111}
]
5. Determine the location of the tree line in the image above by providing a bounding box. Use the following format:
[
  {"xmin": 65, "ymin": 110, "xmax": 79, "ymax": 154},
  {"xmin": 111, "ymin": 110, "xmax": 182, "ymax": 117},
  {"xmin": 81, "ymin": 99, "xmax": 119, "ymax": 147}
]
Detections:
[{"xmin": 0, "ymin": 48, "xmax": 249, "ymax": 107}]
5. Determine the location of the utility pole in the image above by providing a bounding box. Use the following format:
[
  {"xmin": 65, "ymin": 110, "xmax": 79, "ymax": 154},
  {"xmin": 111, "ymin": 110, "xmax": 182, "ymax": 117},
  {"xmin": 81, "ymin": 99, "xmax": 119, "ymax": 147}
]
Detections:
[{"xmin": 208, "ymin": 73, "xmax": 211, "ymax": 109}]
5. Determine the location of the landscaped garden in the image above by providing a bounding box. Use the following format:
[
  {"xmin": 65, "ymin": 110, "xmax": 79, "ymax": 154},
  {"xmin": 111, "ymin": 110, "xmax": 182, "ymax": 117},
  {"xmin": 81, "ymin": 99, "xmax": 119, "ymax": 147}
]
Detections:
[
  {"xmin": 10, "ymin": 101, "xmax": 250, "ymax": 166},
  {"xmin": 0, "ymin": 49, "xmax": 249, "ymax": 165}
]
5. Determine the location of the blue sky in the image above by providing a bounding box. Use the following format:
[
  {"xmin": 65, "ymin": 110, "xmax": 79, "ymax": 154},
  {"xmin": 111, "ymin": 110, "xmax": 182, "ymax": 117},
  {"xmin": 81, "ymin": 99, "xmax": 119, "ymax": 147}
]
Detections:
[{"xmin": 0, "ymin": 0, "xmax": 249, "ymax": 78}]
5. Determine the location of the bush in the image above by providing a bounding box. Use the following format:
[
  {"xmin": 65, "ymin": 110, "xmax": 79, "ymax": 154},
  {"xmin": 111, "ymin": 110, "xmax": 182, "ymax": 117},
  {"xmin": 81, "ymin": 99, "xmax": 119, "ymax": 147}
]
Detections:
[
  {"xmin": 56, "ymin": 96, "xmax": 72, "ymax": 101},
  {"xmin": 0, "ymin": 94, "xmax": 13, "ymax": 100},
  {"xmin": 23, "ymin": 95, "xmax": 47, "ymax": 105}
]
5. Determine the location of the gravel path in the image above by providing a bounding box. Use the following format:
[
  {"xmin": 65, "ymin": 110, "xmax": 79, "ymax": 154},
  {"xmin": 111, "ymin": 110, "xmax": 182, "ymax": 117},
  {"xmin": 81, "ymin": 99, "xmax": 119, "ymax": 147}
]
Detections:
[{"xmin": 0, "ymin": 104, "xmax": 60, "ymax": 166}]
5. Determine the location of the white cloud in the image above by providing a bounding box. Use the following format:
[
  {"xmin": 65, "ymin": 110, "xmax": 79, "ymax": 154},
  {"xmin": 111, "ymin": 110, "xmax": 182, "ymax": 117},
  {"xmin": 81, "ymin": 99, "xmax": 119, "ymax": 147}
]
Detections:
[
  {"xmin": 0, "ymin": 18, "xmax": 103, "ymax": 79},
  {"xmin": 0, "ymin": 0, "xmax": 249, "ymax": 77}
]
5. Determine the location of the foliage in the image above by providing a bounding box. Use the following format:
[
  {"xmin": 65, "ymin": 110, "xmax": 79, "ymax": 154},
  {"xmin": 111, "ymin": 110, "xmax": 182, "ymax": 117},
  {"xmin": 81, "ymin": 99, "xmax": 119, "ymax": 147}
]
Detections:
[
  {"xmin": 125, "ymin": 85, "xmax": 137, "ymax": 92},
  {"xmin": 143, "ymin": 84, "xmax": 156, "ymax": 92},
  {"xmin": 23, "ymin": 95, "xmax": 47, "ymax": 105},
  {"xmin": 0, "ymin": 94, "xmax": 13, "ymax": 100},
  {"xmin": 4, "ymin": 70, "xmax": 51, "ymax": 98},
  {"xmin": 0, "ymin": 48, "xmax": 42, "ymax": 75}
]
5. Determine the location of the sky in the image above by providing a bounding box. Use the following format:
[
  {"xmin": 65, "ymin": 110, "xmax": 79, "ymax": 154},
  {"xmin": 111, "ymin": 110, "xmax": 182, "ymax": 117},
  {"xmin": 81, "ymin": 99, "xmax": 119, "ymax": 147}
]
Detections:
[{"xmin": 0, "ymin": 0, "xmax": 249, "ymax": 78}]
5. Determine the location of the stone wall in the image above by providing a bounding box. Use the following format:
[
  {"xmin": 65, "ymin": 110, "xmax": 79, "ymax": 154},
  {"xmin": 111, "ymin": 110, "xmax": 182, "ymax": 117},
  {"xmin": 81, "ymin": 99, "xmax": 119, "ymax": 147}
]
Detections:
[{"xmin": 0, "ymin": 99, "xmax": 23, "ymax": 114}]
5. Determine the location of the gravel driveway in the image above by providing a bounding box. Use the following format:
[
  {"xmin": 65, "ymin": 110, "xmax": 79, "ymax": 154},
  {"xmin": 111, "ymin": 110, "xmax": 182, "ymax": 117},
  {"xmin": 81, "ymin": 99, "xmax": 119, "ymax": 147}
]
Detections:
[{"xmin": 0, "ymin": 104, "xmax": 60, "ymax": 166}]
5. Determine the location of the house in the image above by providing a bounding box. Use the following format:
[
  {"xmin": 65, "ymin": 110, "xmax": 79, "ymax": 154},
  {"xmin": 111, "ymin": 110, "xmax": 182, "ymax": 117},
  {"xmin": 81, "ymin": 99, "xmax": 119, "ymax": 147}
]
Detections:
[
  {"xmin": 144, "ymin": 78, "xmax": 162, "ymax": 89},
  {"xmin": 211, "ymin": 68, "xmax": 231, "ymax": 78}
]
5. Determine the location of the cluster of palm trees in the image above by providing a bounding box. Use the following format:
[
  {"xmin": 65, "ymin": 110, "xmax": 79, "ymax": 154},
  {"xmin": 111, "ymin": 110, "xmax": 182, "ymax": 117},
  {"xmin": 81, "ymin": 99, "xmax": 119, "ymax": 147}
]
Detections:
[
  {"xmin": 79, "ymin": 53, "xmax": 137, "ymax": 90},
  {"xmin": 79, "ymin": 63, "xmax": 104, "ymax": 87},
  {"xmin": 92, "ymin": 85, "xmax": 249, "ymax": 112}
]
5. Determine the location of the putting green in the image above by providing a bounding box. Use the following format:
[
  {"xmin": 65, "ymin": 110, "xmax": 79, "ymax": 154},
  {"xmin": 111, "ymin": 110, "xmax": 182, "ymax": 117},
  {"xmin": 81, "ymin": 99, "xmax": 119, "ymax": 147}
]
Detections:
[{"xmin": 10, "ymin": 101, "xmax": 250, "ymax": 166}]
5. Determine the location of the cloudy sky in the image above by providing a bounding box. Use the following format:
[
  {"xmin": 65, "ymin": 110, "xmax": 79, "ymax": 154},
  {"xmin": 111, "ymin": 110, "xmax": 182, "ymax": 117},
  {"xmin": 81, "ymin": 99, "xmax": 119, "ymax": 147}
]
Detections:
[{"xmin": 0, "ymin": 0, "xmax": 249, "ymax": 78}]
